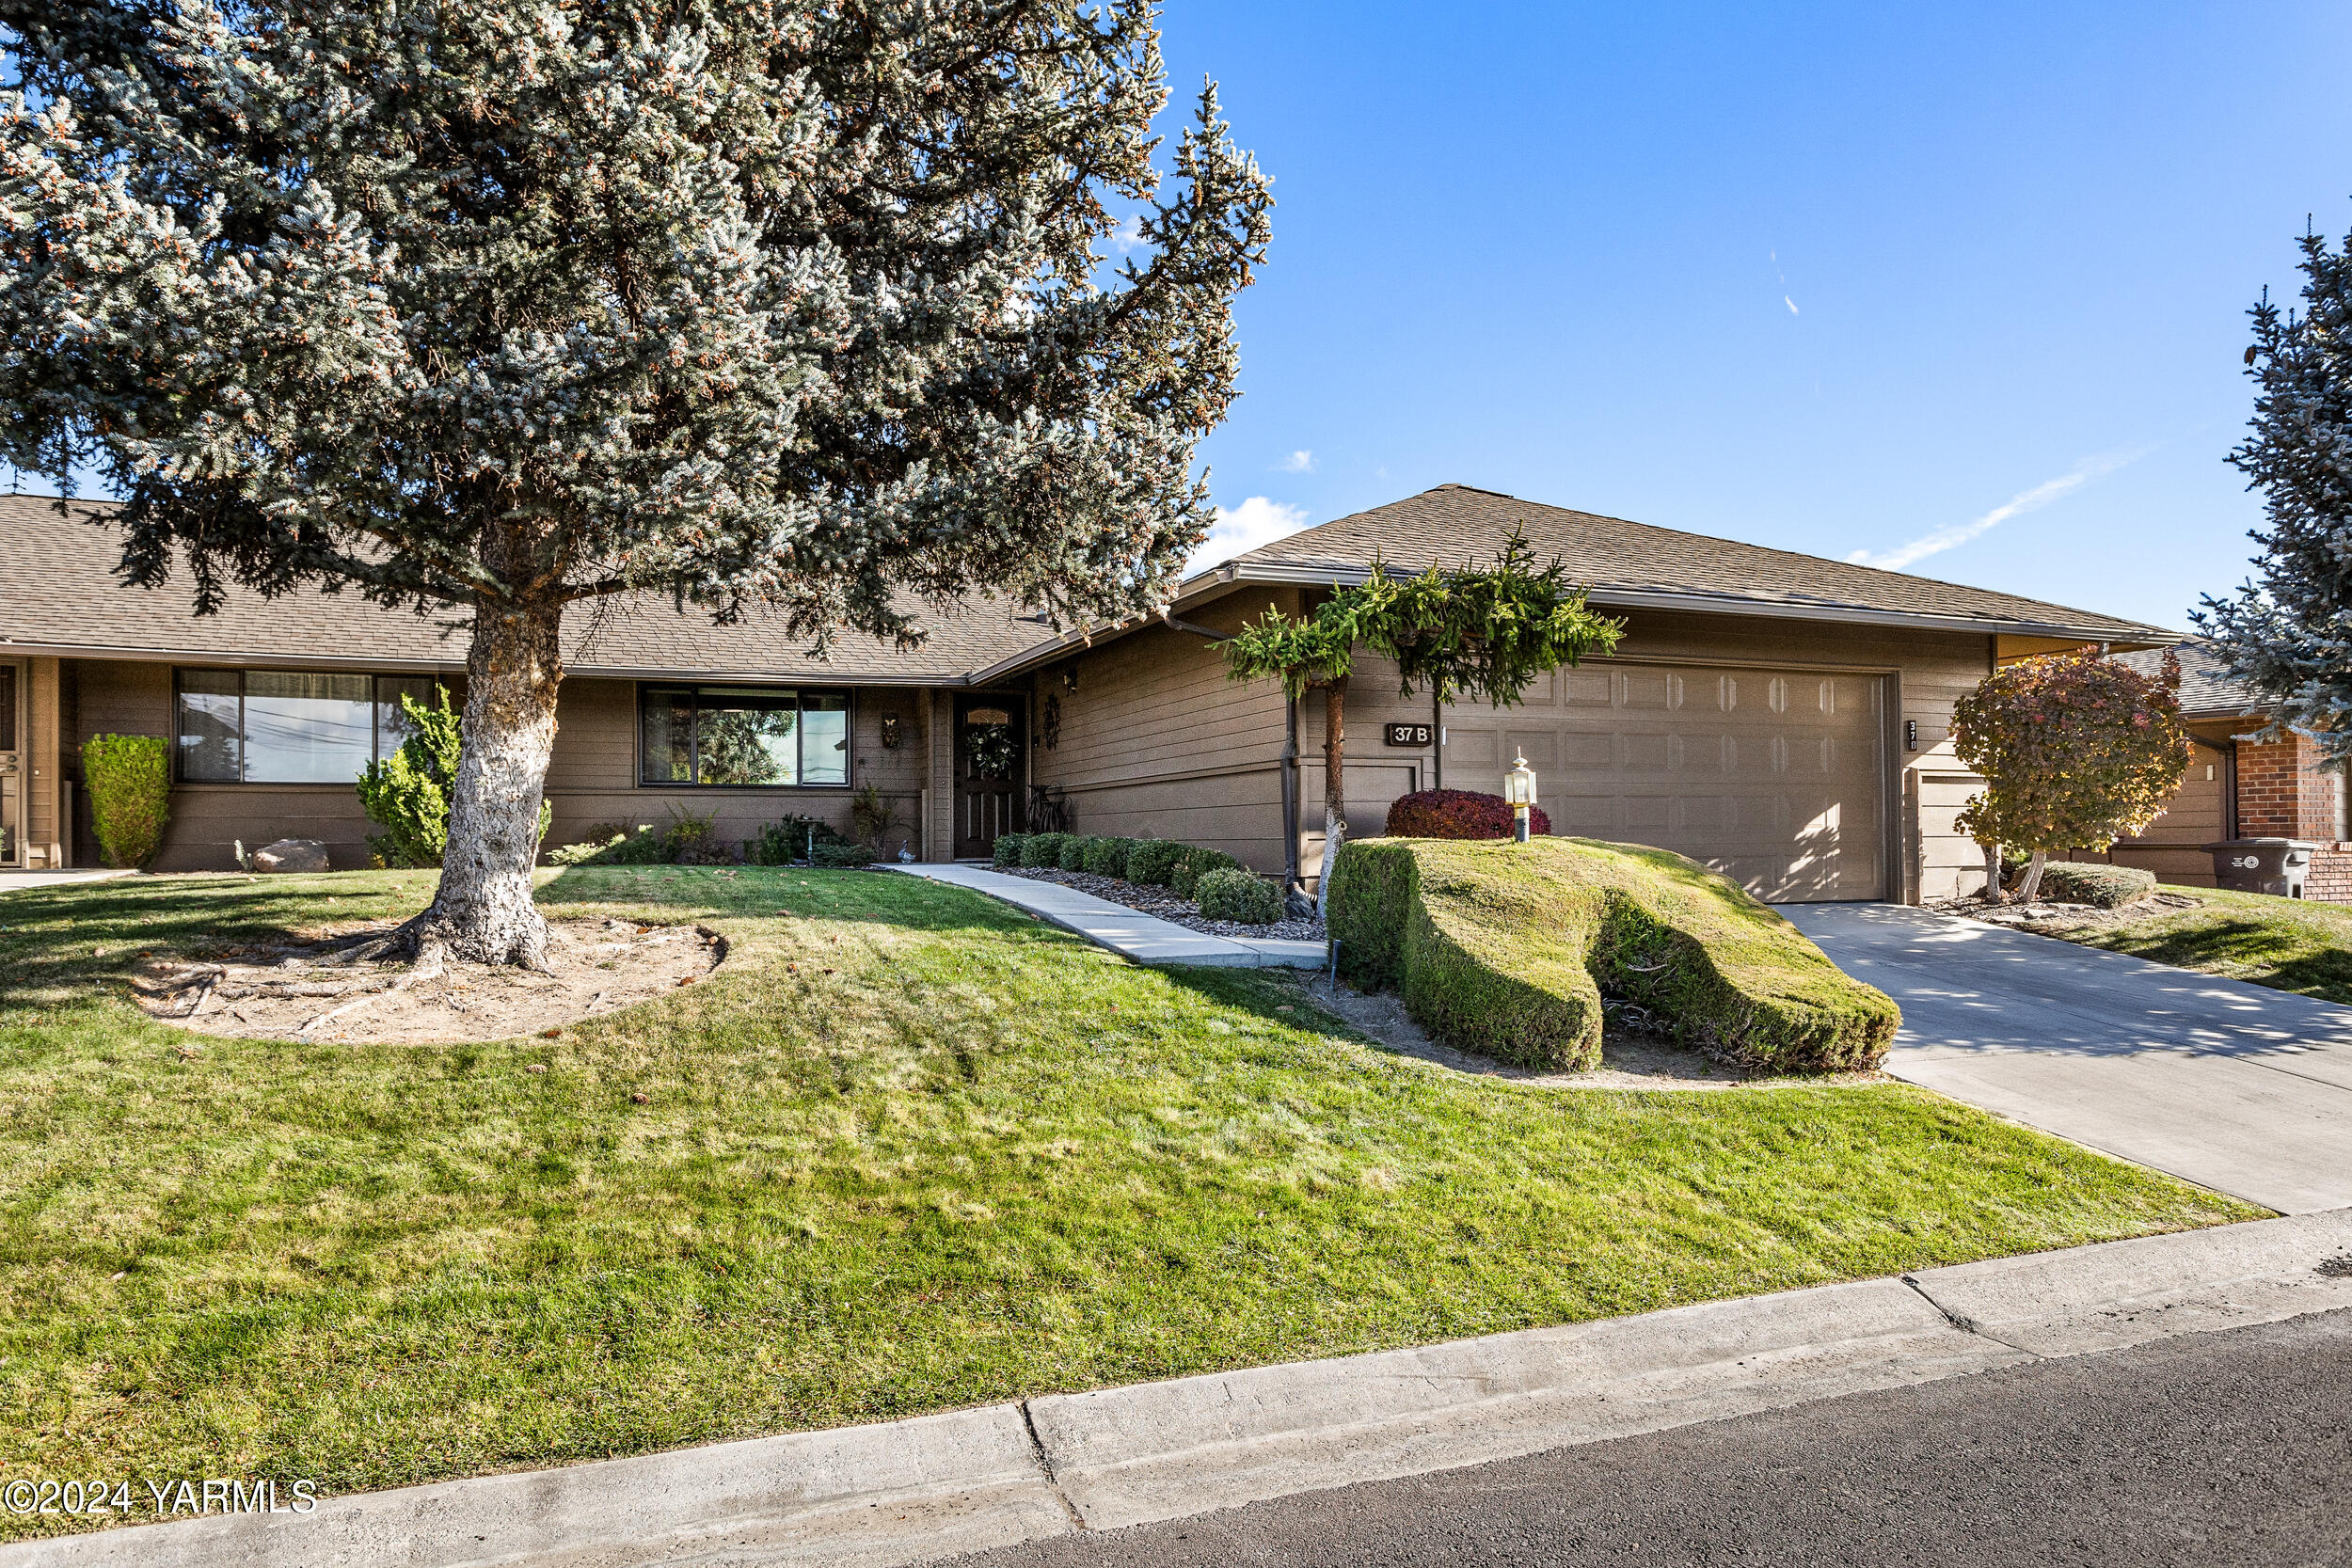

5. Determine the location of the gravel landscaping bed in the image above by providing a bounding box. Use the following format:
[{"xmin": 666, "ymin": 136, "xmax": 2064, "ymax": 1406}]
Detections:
[{"xmin": 1000, "ymin": 865, "xmax": 1327, "ymax": 942}]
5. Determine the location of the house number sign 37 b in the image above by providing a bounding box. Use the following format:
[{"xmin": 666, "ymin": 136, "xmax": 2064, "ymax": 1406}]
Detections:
[{"xmin": 1383, "ymin": 722, "xmax": 1435, "ymax": 748}]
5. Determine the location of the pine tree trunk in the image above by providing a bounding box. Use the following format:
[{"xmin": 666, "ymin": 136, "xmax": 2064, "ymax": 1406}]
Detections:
[
  {"xmin": 1980, "ymin": 840, "xmax": 2005, "ymax": 903},
  {"xmin": 2018, "ymin": 848, "xmax": 2049, "ymax": 906},
  {"xmin": 411, "ymin": 597, "xmax": 564, "ymax": 969},
  {"xmin": 1314, "ymin": 674, "xmax": 1348, "ymax": 921}
]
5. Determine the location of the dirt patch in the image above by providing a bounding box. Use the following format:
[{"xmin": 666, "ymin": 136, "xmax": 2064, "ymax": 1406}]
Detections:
[
  {"xmin": 132, "ymin": 918, "xmax": 724, "ymax": 1044},
  {"xmin": 1292, "ymin": 975, "xmax": 1881, "ymax": 1090},
  {"xmin": 1931, "ymin": 890, "xmax": 2203, "ymax": 932},
  {"xmin": 1000, "ymin": 865, "xmax": 1327, "ymax": 942}
]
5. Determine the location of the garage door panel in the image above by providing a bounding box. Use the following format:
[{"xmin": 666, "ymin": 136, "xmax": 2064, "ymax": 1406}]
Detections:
[{"xmin": 1443, "ymin": 660, "xmax": 1885, "ymax": 903}]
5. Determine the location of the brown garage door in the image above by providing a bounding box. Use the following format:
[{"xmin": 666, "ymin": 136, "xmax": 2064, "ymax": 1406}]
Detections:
[{"xmin": 1442, "ymin": 661, "xmax": 1886, "ymax": 902}]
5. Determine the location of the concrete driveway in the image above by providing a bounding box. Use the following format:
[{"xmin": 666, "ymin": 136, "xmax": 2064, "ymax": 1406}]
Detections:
[{"xmin": 1781, "ymin": 903, "xmax": 2352, "ymax": 1214}]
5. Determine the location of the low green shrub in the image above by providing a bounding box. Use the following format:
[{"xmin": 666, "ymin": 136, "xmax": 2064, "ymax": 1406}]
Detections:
[
  {"xmin": 745, "ymin": 815, "xmax": 850, "ymax": 866},
  {"xmin": 1195, "ymin": 867, "xmax": 1283, "ymax": 925},
  {"xmin": 993, "ymin": 834, "xmax": 1030, "ymax": 868},
  {"xmin": 1125, "ymin": 839, "xmax": 1184, "ymax": 886},
  {"xmin": 1169, "ymin": 846, "xmax": 1241, "ymax": 900},
  {"xmin": 546, "ymin": 832, "xmax": 631, "ymax": 867},
  {"xmin": 1083, "ymin": 836, "xmax": 1138, "ymax": 879},
  {"xmin": 361, "ymin": 686, "xmax": 548, "ymax": 866},
  {"xmin": 810, "ymin": 841, "xmax": 876, "ymax": 868},
  {"xmin": 1057, "ymin": 834, "xmax": 1095, "ymax": 871},
  {"xmin": 1020, "ymin": 832, "xmax": 1071, "ymax": 869},
  {"xmin": 1327, "ymin": 837, "xmax": 1899, "ymax": 1074},
  {"xmin": 553, "ymin": 806, "xmax": 729, "ymax": 867},
  {"xmin": 80, "ymin": 734, "xmax": 171, "ymax": 868},
  {"xmin": 2033, "ymin": 862, "xmax": 2157, "ymax": 908}
]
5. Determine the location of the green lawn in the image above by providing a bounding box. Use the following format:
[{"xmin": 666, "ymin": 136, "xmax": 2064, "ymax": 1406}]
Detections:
[
  {"xmin": 2042, "ymin": 884, "xmax": 2352, "ymax": 1004},
  {"xmin": 0, "ymin": 867, "xmax": 2259, "ymax": 1538}
]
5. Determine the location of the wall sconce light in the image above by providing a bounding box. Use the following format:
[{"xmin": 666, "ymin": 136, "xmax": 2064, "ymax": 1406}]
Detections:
[
  {"xmin": 1061, "ymin": 667, "xmax": 1079, "ymax": 693},
  {"xmin": 879, "ymin": 713, "xmax": 902, "ymax": 750}
]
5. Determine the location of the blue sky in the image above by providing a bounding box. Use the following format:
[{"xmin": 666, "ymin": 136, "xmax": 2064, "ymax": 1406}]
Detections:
[{"xmin": 1167, "ymin": 1, "xmax": 2352, "ymax": 632}]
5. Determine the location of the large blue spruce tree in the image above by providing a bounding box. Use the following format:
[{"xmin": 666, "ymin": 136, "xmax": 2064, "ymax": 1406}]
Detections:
[{"xmin": 0, "ymin": 0, "xmax": 1270, "ymax": 966}]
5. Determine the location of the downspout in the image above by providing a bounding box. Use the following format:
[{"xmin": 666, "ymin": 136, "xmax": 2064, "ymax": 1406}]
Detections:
[
  {"xmin": 1281, "ymin": 690, "xmax": 1302, "ymax": 897},
  {"xmin": 1431, "ymin": 687, "xmax": 1442, "ymax": 792}
]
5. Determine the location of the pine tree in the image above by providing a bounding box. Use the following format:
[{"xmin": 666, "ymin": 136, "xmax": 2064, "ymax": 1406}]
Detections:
[
  {"xmin": 0, "ymin": 0, "xmax": 1269, "ymax": 967},
  {"xmin": 2201, "ymin": 221, "xmax": 2352, "ymax": 763}
]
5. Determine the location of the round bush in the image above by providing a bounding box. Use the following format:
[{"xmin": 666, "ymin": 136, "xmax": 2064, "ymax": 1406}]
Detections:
[
  {"xmin": 992, "ymin": 833, "xmax": 1029, "ymax": 868},
  {"xmin": 81, "ymin": 733, "xmax": 171, "ymax": 868},
  {"xmin": 1170, "ymin": 847, "xmax": 1240, "ymax": 900},
  {"xmin": 1195, "ymin": 867, "xmax": 1283, "ymax": 926},
  {"xmin": 2033, "ymin": 861, "xmax": 2157, "ymax": 908},
  {"xmin": 1020, "ymin": 832, "xmax": 1070, "ymax": 869},
  {"xmin": 1125, "ymin": 839, "xmax": 1184, "ymax": 886},
  {"xmin": 1384, "ymin": 788, "xmax": 1552, "ymax": 840},
  {"xmin": 1082, "ymin": 835, "xmax": 1137, "ymax": 878},
  {"xmin": 1057, "ymin": 833, "xmax": 1096, "ymax": 871}
]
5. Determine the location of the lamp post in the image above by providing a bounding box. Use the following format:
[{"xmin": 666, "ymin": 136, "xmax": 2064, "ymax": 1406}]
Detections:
[{"xmin": 1503, "ymin": 751, "xmax": 1537, "ymax": 844}]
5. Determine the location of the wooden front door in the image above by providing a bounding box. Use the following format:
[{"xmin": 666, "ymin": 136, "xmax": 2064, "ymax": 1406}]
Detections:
[{"xmin": 954, "ymin": 695, "xmax": 1025, "ymax": 859}]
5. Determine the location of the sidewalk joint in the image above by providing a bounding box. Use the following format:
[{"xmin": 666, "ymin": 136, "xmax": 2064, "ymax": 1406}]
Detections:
[{"xmin": 1019, "ymin": 1400, "xmax": 1087, "ymax": 1532}]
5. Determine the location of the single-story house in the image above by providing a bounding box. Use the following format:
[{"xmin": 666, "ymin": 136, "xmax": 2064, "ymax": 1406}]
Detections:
[
  {"xmin": 0, "ymin": 483, "xmax": 2176, "ymax": 904},
  {"xmin": 2061, "ymin": 639, "xmax": 2352, "ymax": 900}
]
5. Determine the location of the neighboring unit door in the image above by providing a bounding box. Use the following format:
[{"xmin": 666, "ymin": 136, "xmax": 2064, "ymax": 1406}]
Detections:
[
  {"xmin": 954, "ymin": 696, "xmax": 1026, "ymax": 859},
  {"xmin": 1442, "ymin": 661, "xmax": 1887, "ymax": 902}
]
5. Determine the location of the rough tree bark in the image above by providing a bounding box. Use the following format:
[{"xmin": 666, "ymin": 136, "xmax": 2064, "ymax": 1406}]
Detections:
[
  {"xmin": 1314, "ymin": 673, "xmax": 1348, "ymax": 921},
  {"xmin": 404, "ymin": 596, "xmax": 565, "ymax": 969},
  {"xmin": 1979, "ymin": 840, "xmax": 2005, "ymax": 903},
  {"xmin": 2018, "ymin": 848, "xmax": 2050, "ymax": 906}
]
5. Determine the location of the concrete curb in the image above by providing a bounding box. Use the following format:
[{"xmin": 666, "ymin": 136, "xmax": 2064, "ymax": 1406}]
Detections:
[{"xmin": 11, "ymin": 1211, "xmax": 2351, "ymax": 1567}]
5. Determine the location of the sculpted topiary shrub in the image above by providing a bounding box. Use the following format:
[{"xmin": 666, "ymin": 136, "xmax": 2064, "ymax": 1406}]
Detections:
[
  {"xmin": 1327, "ymin": 837, "xmax": 1899, "ymax": 1073},
  {"xmin": 1194, "ymin": 867, "xmax": 1282, "ymax": 925},
  {"xmin": 2034, "ymin": 862, "xmax": 2158, "ymax": 909},
  {"xmin": 1384, "ymin": 789, "xmax": 1552, "ymax": 840},
  {"xmin": 80, "ymin": 734, "xmax": 171, "ymax": 868},
  {"xmin": 1953, "ymin": 650, "xmax": 2191, "ymax": 903}
]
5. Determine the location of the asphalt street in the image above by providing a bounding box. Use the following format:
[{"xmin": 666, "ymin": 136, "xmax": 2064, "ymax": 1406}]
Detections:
[{"xmin": 954, "ymin": 1307, "xmax": 2352, "ymax": 1568}]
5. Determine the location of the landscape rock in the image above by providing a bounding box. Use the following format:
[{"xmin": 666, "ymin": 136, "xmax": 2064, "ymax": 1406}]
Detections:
[{"xmin": 251, "ymin": 838, "xmax": 330, "ymax": 874}]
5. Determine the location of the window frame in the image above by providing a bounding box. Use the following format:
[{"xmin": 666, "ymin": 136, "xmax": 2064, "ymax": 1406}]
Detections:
[
  {"xmin": 171, "ymin": 668, "xmax": 442, "ymax": 786},
  {"xmin": 634, "ymin": 683, "xmax": 856, "ymax": 791}
]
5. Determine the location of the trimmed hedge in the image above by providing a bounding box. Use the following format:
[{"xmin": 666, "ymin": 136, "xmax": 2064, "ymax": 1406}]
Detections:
[
  {"xmin": 992, "ymin": 833, "xmax": 1029, "ymax": 868},
  {"xmin": 1082, "ymin": 835, "xmax": 1137, "ymax": 878},
  {"xmin": 1384, "ymin": 788, "xmax": 1553, "ymax": 840},
  {"xmin": 1169, "ymin": 847, "xmax": 1241, "ymax": 900},
  {"xmin": 81, "ymin": 734, "xmax": 171, "ymax": 868},
  {"xmin": 1195, "ymin": 867, "xmax": 1283, "ymax": 925},
  {"xmin": 1327, "ymin": 836, "xmax": 1899, "ymax": 1073},
  {"xmin": 1125, "ymin": 839, "xmax": 1185, "ymax": 886},
  {"xmin": 810, "ymin": 840, "xmax": 877, "ymax": 868},
  {"xmin": 2034, "ymin": 862, "xmax": 2157, "ymax": 908},
  {"xmin": 1057, "ymin": 833, "xmax": 1095, "ymax": 871},
  {"xmin": 1020, "ymin": 832, "xmax": 1072, "ymax": 869}
]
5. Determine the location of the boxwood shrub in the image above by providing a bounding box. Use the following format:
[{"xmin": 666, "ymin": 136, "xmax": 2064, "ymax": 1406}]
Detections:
[
  {"xmin": 2033, "ymin": 861, "xmax": 2157, "ymax": 908},
  {"xmin": 809, "ymin": 840, "xmax": 876, "ymax": 868},
  {"xmin": 1125, "ymin": 839, "xmax": 1185, "ymax": 887},
  {"xmin": 1195, "ymin": 867, "xmax": 1283, "ymax": 926},
  {"xmin": 992, "ymin": 833, "xmax": 1029, "ymax": 868},
  {"xmin": 1384, "ymin": 788, "xmax": 1552, "ymax": 840},
  {"xmin": 1020, "ymin": 832, "xmax": 1071, "ymax": 869},
  {"xmin": 1057, "ymin": 833, "xmax": 1096, "ymax": 871},
  {"xmin": 1327, "ymin": 836, "xmax": 1899, "ymax": 1074},
  {"xmin": 1169, "ymin": 847, "xmax": 1241, "ymax": 900},
  {"xmin": 1082, "ymin": 835, "xmax": 1138, "ymax": 879}
]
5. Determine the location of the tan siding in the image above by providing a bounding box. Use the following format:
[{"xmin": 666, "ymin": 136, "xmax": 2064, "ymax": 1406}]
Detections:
[{"xmin": 28, "ymin": 657, "xmax": 62, "ymax": 865}]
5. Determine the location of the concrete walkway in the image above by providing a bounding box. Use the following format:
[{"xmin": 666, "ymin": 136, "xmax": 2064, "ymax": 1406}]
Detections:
[
  {"xmin": 1784, "ymin": 902, "xmax": 2352, "ymax": 1214},
  {"xmin": 0, "ymin": 869, "xmax": 134, "ymax": 895},
  {"xmin": 882, "ymin": 863, "xmax": 1326, "ymax": 970},
  {"xmin": 12, "ymin": 1209, "xmax": 2349, "ymax": 1568}
]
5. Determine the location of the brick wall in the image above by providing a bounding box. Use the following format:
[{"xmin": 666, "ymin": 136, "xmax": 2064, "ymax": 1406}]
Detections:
[
  {"xmin": 2233, "ymin": 731, "xmax": 2352, "ymax": 901},
  {"xmin": 2310, "ymin": 849, "xmax": 2352, "ymax": 903}
]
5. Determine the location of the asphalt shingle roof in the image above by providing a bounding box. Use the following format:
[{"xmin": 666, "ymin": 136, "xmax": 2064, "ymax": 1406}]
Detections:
[
  {"xmin": 1220, "ymin": 484, "xmax": 2178, "ymax": 643},
  {"xmin": 0, "ymin": 495, "xmax": 1049, "ymax": 682},
  {"xmin": 2116, "ymin": 638, "xmax": 2269, "ymax": 716}
]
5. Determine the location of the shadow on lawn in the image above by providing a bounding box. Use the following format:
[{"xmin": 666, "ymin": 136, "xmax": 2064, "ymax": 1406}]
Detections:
[{"xmin": 2084, "ymin": 914, "xmax": 2352, "ymax": 1006}]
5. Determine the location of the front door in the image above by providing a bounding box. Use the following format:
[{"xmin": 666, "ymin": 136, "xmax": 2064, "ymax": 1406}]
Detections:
[{"xmin": 954, "ymin": 695, "xmax": 1025, "ymax": 859}]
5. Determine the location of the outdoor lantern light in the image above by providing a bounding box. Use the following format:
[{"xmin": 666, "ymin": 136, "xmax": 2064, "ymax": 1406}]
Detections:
[{"xmin": 1503, "ymin": 752, "xmax": 1537, "ymax": 844}]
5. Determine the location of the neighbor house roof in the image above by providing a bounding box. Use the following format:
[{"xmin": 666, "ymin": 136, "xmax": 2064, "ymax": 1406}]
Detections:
[
  {"xmin": 1215, "ymin": 484, "xmax": 2179, "ymax": 644},
  {"xmin": 0, "ymin": 495, "xmax": 1048, "ymax": 683},
  {"xmin": 2116, "ymin": 638, "xmax": 2269, "ymax": 718}
]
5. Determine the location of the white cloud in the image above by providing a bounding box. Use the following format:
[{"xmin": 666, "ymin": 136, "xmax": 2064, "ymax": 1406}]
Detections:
[
  {"xmin": 1107, "ymin": 214, "xmax": 1149, "ymax": 254},
  {"xmin": 1784, "ymin": 295, "xmax": 1800, "ymax": 315},
  {"xmin": 1193, "ymin": 497, "xmax": 1310, "ymax": 571},
  {"xmin": 1847, "ymin": 450, "xmax": 2147, "ymax": 573},
  {"xmin": 1279, "ymin": 449, "xmax": 1314, "ymax": 473}
]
